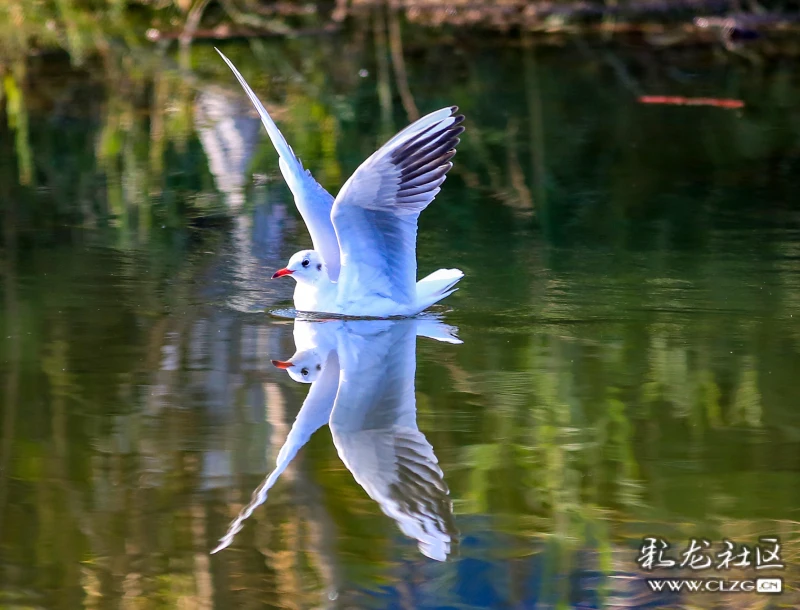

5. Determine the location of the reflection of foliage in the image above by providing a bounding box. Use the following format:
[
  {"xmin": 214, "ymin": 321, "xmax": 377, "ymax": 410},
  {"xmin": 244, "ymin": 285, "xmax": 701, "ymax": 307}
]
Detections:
[
  {"xmin": 2, "ymin": 8, "xmax": 800, "ymax": 608},
  {"xmin": 3, "ymin": 222, "xmax": 800, "ymax": 607},
  {"xmin": 3, "ymin": 63, "xmax": 32, "ymax": 185},
  {"xmin": 731, "ymin": 361, "xmax": 761, "ymax": 428},
  {"xmin": 3, "ymin": 7, "xmax": 800, "ymax": 247}
]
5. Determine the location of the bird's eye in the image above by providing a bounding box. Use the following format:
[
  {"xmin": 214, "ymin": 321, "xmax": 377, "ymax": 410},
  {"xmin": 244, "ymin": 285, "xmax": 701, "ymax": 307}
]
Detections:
[
  {"xmin": 301, "ymin": 368, "xmax": 309, "ymax": 376},
  {"xmin": 302, "ymin": 259, "xmax": 310, "ymax": 268},
  {"xmin": 316, "ymin": 264, "xmax": 322, "ymax": 271},
  {"xmin": 316, "ymin": 364, "xmax": 321, "ymax": 371}
]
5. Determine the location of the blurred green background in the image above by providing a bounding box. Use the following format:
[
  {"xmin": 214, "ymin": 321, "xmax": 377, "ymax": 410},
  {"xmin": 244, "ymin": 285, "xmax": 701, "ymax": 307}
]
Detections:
[{"xmin": 1, "ymin": 1, "xmax": 800, "ymax": 608}]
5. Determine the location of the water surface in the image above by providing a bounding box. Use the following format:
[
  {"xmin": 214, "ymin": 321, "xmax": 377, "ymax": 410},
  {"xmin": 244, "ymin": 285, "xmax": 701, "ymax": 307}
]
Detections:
[{"xmin": 1, "ymin": 31, "xmax": 800, "ymax": 609}]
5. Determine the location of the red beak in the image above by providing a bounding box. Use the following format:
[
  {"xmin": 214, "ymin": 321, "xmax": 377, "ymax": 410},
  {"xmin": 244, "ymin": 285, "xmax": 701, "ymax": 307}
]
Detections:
[
  {"xmin": 271, "ymin": 268, "xmax": 293, "ymax": 279},
  {"xmin": 271, "ymin": 359, "xmax": 293, "ymax": 369}
]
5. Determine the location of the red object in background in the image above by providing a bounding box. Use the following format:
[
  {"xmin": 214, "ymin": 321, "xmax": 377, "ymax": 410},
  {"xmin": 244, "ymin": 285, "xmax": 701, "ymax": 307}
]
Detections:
[{"xmin": 638, "ymin": 95, "xmax": 745, "ymax": 109}]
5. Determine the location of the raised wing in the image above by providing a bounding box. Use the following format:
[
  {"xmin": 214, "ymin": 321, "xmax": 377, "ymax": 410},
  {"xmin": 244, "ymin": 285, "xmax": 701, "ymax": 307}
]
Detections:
[
  {"xmin": 216, "ymin": 49, "xmax": 341, "ymax": 280},
  {"xmin": 329, "ymin": 321, "xmax": 457, "ymax": 561},
  {"xmin": 331, "ymin": 108, "xmax": 464, "ymax": 306},
  {"xmin": 211, "ymin": 349, "xmax": 340, "ymax": 553}
]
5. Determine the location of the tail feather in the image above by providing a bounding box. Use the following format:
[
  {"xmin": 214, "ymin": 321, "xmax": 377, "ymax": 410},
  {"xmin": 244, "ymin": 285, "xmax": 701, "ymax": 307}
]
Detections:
[
  {"xmin": 415, "ymin": 268, "xmax": 463, "ymax": 311},
  {"xmin": 415, "ymin": 319, "xmax": 462, "ymax": 344}
]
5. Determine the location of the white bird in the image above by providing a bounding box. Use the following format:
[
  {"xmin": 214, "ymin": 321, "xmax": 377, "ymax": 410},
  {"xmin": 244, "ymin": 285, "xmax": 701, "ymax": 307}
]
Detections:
[
  {"xmin": 217, "ymin": 49, "xmax": 465, "ymax": 318},
  {"xmin": 211, "ymin": 318, "xmax": 459, "ymax": 560}
]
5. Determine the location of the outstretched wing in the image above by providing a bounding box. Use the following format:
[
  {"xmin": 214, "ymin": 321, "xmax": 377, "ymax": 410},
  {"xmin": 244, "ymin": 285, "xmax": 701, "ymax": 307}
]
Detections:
[
  {"xmin": 211, "ymin": 349, "xmax": 340, "ymax": 553},
  {"xmin": 216, "ymin": 49, "xmax": 341, "ymax": 280},
  {"xmin": 331, "ymin": 107, "xmax": 464, "ymax": 306},
  {"xmin": 330, "ymin": 321, "xmax": 457, "ymax": 561}
]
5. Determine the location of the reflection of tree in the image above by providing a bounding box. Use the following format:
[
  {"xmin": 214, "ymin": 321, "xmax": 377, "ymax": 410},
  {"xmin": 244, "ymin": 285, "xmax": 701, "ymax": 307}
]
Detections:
[
  {"xmin": 2, "ymin": 221, "xmax": 800, "ymax": 606},
  {"xmin": 6, "ymin": 10, "xmax": 800, "ymax": 245},
  {"xmin": 194, "ymin": 87, "xmax": 261, "ymax": 211},
  {"xmin": 3, "ymin": 9, "xmax": 800, "ymax": 609},
  {"xmin": 0, "ymin": 123, "xmax": 20, "ymax": 545},
  {"xmin": 3, "ymin": 63, "xmax": 33, "ymax": 186}
]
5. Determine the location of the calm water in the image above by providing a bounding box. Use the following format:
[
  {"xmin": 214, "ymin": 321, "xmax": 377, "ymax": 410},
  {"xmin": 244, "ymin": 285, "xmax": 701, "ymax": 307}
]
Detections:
[{"xmin": 2, "ymin": 30, "xmax": 800, "ymax": 609}]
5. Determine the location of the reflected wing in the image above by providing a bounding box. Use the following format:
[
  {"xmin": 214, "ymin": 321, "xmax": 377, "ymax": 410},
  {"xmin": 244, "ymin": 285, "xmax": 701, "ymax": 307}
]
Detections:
[
  {"xmin": 211, "ymin": 350, "xmax": 340, "ymax": 553},
  {"xmin": 329, "ymin": 321, "xmax": 457, "ymax": 561},
  {"xmin": 348, "ymin": 427, "xmax": 456, "ymax": 561},
  {"xmin": 216, "ymin": 49, "xmax": 341, "ymax": 280},
  {"xmin": 331, "ymin": 108, "xmax": 464, "ymax": 305}
]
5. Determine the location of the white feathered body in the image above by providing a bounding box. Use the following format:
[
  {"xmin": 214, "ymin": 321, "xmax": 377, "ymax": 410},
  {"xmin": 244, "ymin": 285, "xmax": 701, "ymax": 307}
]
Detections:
[{"xmin": 217, "ymin": 49, "xmax": 465, "ymax": 318}]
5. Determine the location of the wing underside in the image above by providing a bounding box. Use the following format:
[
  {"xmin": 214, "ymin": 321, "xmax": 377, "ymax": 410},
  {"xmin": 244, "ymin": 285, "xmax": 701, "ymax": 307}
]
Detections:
[{"xmin": 331, "ymin": 107, "xmax": 465, "ymax": 306}]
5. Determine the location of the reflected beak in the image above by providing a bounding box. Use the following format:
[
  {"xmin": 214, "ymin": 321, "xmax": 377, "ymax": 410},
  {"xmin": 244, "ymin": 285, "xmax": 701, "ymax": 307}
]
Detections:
[
  {"xmin": 271, "ymin": 359, "xmax": 293, "ymax": 369},
  {"xmin": 271, "ymin": 268, "xmax": 293, "ymax": 279}
]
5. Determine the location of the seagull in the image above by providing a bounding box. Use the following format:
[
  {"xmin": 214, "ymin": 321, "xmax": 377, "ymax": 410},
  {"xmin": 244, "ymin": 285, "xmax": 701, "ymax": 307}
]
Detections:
[
  {"xmin": 211, "ymin": 318, "xmax": 459, "ymax": 560},
  {"xmin": 216, "ymin": 49, "xmax": 465, "ymax": 318}
]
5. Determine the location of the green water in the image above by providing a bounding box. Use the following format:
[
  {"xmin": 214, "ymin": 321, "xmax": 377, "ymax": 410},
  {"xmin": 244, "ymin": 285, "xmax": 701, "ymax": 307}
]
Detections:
[{"xmin": 2, "ymin": 29, "xmax": 800, "ymax": 609}]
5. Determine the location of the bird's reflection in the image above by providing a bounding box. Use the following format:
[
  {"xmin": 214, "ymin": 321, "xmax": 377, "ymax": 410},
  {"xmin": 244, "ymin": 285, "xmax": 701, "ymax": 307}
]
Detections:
[{"xmin": 212, "ymin": 317, "xmax": 460, "ymax": 561}]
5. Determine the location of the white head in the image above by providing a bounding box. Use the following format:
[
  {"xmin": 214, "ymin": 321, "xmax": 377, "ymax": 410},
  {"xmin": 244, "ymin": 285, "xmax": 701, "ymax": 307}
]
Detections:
[
  {"xmin": 271, "ymin": 349, "xmax": 324, "ymax": 383},
  {"xmin": 272, "ymin": 250, "xmax": 327, "ymax": 286}
]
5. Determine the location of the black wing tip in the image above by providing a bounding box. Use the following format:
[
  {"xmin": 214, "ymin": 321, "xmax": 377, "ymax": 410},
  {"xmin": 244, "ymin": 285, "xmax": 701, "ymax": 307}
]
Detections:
[
  {"xmin": 399, "ymin": 148, "xmax": 457, "ymax": 181},
  {"xmin": 450, "ymin": 105, "xmax": 459, "ymax": 114}
]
